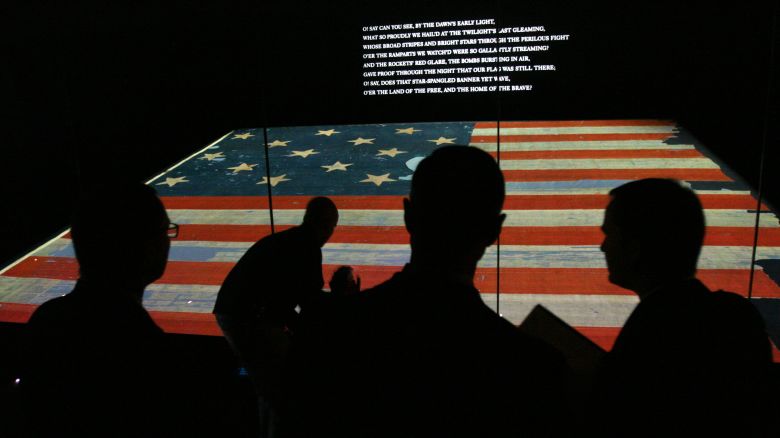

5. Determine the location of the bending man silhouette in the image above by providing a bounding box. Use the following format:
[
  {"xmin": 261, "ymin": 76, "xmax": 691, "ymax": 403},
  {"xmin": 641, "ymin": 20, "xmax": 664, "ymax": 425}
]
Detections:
[
  {"xmin": 21, "ymin": 183, "xmax": 187, "ymax": 437},
  {"xmin": 287, "ymin": 146, "xmax": 569, "ymax": 437},
  {"xmin": 595, "ymin": 178, "xmax": 773, "ymax": 438},
  {"xmin": 212, "ymin": 197, "xmax": 338, "ymax": 411}
]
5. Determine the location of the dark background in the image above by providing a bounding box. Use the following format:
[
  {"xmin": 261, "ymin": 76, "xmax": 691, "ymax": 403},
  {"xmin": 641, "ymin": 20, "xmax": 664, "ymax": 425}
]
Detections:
[{"xmin": 2, "ymin": 0, "xmax": 778, "ymax": 267}]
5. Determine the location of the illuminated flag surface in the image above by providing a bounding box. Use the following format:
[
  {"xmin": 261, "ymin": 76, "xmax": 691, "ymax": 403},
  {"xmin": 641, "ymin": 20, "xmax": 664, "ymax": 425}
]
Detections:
[{"xmin": 1, "ymin": 120, "xmax": 778, "ymax": 356}]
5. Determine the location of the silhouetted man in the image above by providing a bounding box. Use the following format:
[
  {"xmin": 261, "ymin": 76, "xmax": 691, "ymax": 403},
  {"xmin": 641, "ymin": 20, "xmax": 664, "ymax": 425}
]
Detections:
[
  {"xmin": 595, "ymin": 178, "xmax": 773, "ymax": 438},
  {"xmin": 212, "ymin": 197, "xmax": 338, "ymax": 411},
  {"xmin": 21, "ymin": 183, "xmax": 185, "ymax": 437},
  {"xmin": 286, "ymin": 146, "xmax": 569, "ymax": 437}
]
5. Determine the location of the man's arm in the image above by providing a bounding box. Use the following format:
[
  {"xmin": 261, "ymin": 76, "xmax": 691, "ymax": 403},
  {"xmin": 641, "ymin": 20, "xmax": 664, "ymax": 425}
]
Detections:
[{"xmin": 214, "ymin": 241, "xmax": 268, "ymax": 317}]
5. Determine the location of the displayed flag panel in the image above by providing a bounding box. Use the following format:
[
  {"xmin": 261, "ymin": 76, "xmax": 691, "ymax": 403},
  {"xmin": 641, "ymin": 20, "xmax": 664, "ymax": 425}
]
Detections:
[{"xmin": 1, "ymin": 120, "xmax": 777, "ymax": 360}]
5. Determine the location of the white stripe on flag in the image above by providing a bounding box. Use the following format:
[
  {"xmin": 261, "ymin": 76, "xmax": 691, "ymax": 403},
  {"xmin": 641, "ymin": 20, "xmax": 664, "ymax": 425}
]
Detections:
[
  {"xmin": 470, "ymin": 141, "xmax": 695, "ymax": 151},
  {"xmin": 471, "ymin": 126, "xmax": 678, "ymax": 135},
  {"xmin": 24, "ymin": 239, "xmax": 780, "ymax": 269},
  {"xmin": 165, "ymin": 209, "xmax": 779, "ymax": 228},
  {"xmin": 483, "ymin": 293, "xmax": 638, "ymax": 327},
  {"xmin": 0, "ymin": 275, "xmax": 219, "ymax": 310}
]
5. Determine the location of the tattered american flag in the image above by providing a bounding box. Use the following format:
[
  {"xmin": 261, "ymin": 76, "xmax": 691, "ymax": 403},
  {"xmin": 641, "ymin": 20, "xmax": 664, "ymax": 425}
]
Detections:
[{"xmin": 1, "ymin": 120, "xmax": 778, "ymax": 356}]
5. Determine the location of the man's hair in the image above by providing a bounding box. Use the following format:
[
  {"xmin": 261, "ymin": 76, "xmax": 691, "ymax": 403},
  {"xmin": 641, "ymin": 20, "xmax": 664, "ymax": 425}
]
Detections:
[
  {"xmin": 608, "ymin": 178, "xmax": 705, "ymax": 276},
  {"xmin": 71, "ymin": 183, "xmax": 167, "ymax": 278},
  {"xmin": 410, "ymin": 146, "xmax": 505, "ymax": 236}
]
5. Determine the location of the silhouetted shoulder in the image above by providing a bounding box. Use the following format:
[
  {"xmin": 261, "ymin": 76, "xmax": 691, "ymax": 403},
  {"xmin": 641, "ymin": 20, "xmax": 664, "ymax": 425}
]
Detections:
[
  {"xmin": 27, "ymin": 295, "xmax": 69, "ymax": 325},
  {"xmin": 29, "ymin": 289, "xmax": 161, "ymax": 337},
  {"xmin": 596, "ymin": 280, "xmax": 773, "ymax": 438},
  {"xmin": 704, "ymin": 290, "xmax": 772, "ymax": 360},
  {"xmin": 357, "ymin": 270, "xmax": 564, "ymax": 360},
  {"xmin": 709, "ymin": 289, "xmax": 765, "ymax": 317},
  {"xmin": 21, "ymin": 287, "xmax": 178, "ymax": 436},
  {"xmin": 319, "ymin": 270, "xmax": 571, "ymax": 437},
  {"xmin": 213, "ymin": 225, "xmax": 324, "ymax": 317},
  {"xmin": 26, "ymin": 295, "xmax": 83, "ymax": 341}
]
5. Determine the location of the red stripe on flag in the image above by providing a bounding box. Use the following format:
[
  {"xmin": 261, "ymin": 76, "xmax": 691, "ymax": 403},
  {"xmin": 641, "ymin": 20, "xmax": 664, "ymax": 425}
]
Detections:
[
  {"xmin": 147, "ymin": 311, "xmax": 222, "ymax": 336},
  {"xmin": 160, "ymin": 194, "xmax": 759, "ymax": 211},
  {"xmin": 6, "ymin": 258, "xmax": 778, "ymax": 298},
  {"xmin": 502, "ymin": 169, "xmax": 730, "ymax": 181},
  {"xmin": 471, "ymin": 133, "xmax": 673, "ymax": 142},
  {"xmin": 4, "ymin": 256, "xmax": 80, "ymax": 280},
  {"xmin": 499, "ymin": 227, "xmax": 779, "ymax": 247},
  {"xmin": 501, "ymin": 194, "xmax": 761, "ymax": 210},
  {"xmin": 560, "ymin": 327, "xmax": 780, "ymax": 359},
  {"xmin": 161, "ymin": 196, "xmax": 271, "ymax": 210},
  {"xmin": 0, "ymin": 303, "xmax": 223, "ymax": 336},
  {"xmin": 0, "ymin": 302, "xmax": 37, "ymax": 323},
  {"xmin": 67, "ymin": 225, "xmax": 403, "ymax": 244},
  {"xmin": 2, "ymin": 257, "xmax": 232, "ymax": 286},
  {"xmin": 496, "ymin": 267, "xmax": 780, "ymax": 297},
  {"xmin": 573, "ymin": 326, "xmax": 621, "ymax": 351},
  {"xmin": 161, "ymin": 196, "xmax": 405, "ymax": 210},
  {"xmin": 490, "ymin": 149, "xmax": 703, "ymax": 160},
  {"xmin": 474, "ymin": 120, "xmax": 674, "ymax": 128}
]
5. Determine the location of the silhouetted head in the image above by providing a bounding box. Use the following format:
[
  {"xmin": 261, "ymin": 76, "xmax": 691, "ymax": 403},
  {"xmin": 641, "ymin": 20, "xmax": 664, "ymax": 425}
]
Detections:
[
  {"xmin": 601, "ymin": 178, "xmax": 705, "ymax": 292},
  {"xmin": 302, "ymin": 196, "xmax": 339, "ymax": 247},
  {"xmin": 329, "ymin": 266, "xmax": 359, "ymax": 296},
  {"xmin": 71, "ymin": 183, "xmax": 171, "ymax": 294},
  {"xmin": 405, "ymin": 146, "xmax": 505, "ymax": 269}
]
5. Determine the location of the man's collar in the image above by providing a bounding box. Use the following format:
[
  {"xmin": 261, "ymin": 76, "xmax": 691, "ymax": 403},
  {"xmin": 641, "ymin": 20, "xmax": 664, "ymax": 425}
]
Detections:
[
  {"xmin": 400, "ymin": 263, "xmax": 475, "ymax": 289},
  {"xmin": 640, "ymin": 276, "xmax": 701, "ymax": 301}
]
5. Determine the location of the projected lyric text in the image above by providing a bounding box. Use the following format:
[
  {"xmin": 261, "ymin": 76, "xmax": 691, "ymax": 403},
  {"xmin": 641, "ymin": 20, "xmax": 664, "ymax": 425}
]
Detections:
[{"xmin": 362, "ymin": 19, "xmax": 571, "ymax": 96}]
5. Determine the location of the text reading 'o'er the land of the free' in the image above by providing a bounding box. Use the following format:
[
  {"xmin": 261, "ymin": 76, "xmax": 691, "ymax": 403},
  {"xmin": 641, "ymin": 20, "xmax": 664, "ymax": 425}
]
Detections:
[{"xmin": 362, "ymin": 19, "xmax": 571, "ymax": 95}]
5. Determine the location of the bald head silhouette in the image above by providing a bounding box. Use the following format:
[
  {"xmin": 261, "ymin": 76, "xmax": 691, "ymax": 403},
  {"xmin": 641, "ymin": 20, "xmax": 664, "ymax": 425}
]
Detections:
[{"xmin": 301, "ymin": 196, "xmax": 339, "ymax": 247}]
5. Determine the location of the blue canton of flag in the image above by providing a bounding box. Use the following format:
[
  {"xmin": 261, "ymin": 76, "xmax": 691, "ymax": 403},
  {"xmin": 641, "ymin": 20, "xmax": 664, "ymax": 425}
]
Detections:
[{"xmin": 153, "ymin": 122, "xmax": 474, "ymax": 197}]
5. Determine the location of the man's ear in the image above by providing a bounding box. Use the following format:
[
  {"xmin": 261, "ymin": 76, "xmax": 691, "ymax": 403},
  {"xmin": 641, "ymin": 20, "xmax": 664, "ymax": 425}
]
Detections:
[
  {"xmin": 403, "ymin": 198, "xmax": 416, "ymax": 235},
  {"xmin": 483, "ymin": 213, "xmax": 506, "ymax": 246},
  {"xmin": 625, "ymin": 236, "xmax": 643, "ymax": 272}
]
